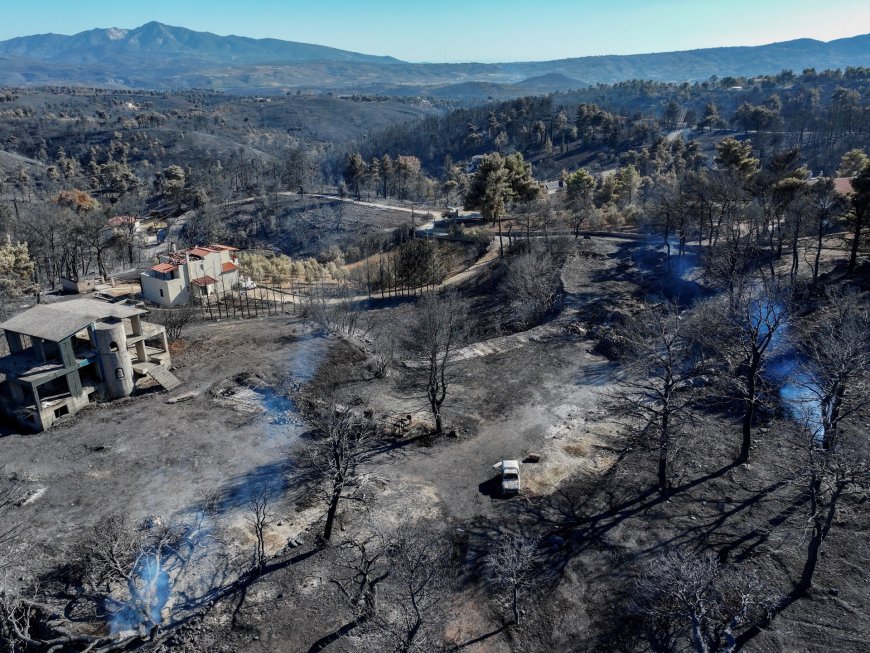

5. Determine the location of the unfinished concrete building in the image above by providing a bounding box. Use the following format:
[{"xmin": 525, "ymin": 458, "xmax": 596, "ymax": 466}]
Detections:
[{"xmin": 0, "ymin": 298, "xmax": 180, "ymax": 432}]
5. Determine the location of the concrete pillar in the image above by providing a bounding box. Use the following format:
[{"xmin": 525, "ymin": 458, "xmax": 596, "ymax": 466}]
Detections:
[
  {"xmin": 32, "ymin": 337, "xmax": 46, "ymax": 361},
  {"xmin": 135, "ymin": 339, "xmax": 147, "ymax": 363},
  {"xmin": 66, "ymin": 370, "xmax": 84, "ymax": 401},
  {"xmin": 5, "ymin": 332, "xmax": 23, "ymax": 354},
  {"xmin": 130, "ymin": 308, "xmax": 148, "ymax": 363},
  {"xmin": 32, "ymin": 386, "xmax": 45, "ymax": 431},
  {"xmin": 59, "ymin": 338, "xmax": 77, "ymax": 368}
]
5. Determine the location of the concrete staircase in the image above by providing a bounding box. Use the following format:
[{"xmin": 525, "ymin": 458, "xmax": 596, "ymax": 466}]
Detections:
[{"xmin": 145, "ymin": 365, "xmax": 182, "ymax": 391}]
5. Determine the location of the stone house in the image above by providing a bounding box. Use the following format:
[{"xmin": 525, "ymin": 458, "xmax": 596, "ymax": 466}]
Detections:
[{"xmin": 140, "ymin": 244, "xmax": 239, "ymax": 307}]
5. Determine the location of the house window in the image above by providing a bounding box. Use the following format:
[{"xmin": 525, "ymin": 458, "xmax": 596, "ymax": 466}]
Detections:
[
  {"xmin": 115, "ymin": 368, "xmax": 125, "ymax": 379},
  {"xmin": 159, "ymin": 289, "xmax": 164, "ymax": 297},
  {"xmin": 109, "ymin": 341, "xmax": 118, "ymax": 352}
]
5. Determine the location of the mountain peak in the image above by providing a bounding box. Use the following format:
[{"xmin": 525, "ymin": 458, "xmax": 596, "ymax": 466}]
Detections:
[
  {"xmin": 131, "ymin": 21, "xmax": 177, "ymax": 36},
  {"xmin": 105, "ymin": 28, "xmax": 128, "ymax": 41},
  {"xmin": 0, "ymin": 22, "xmax": 403, "ymax": 66}
]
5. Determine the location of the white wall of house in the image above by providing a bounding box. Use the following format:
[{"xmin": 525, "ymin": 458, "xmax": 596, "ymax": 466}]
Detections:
[
  {"xmin": 140, "ymin": 273, "xmax": 189, "ymax": 306},
  {"xmin": 221, "ymin": 268, "xmax": 240, "ymax": 287},
  {"xmin": 99, "ymin": 220, "xmax": 142, "ymax": 244}
]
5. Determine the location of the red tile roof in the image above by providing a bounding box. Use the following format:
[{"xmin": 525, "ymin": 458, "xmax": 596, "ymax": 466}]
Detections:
[
  {"xmin": 210, "ymin": 244, "xmax": 239, "ymax": 251},
  {"xmin": 833, "ymin": 177, "xmax": 854, "ymax": 195},
  {"xmin": 162, "ymin": 252, "xmax": 189, "ymax": 265},
  {"xmin": 222, "ymin": 262, "xmax": 239, "ymax": 273},
  {"xmin": 150, "ymin": 263, "xmax": 177, "ymax": 274},
  {"xmin": 191, "ymin": 275, "xmax": 218, "ymax": 287},
  {"xmin": 188, "ymin": 247, "xmax": 217, "ymax": 258},
  {"xmin": 106, "ymin": 215, "xmax": 140, "ymax": 228}
]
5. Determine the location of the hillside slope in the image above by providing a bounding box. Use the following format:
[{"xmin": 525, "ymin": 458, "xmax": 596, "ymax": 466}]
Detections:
[
  {"xmin": 0, "ymin": 24, "xmax": 869, "ymax": 96},
  {"xmin": 0, "ymin": 21, "xmax": 401, "ymax": 66}
]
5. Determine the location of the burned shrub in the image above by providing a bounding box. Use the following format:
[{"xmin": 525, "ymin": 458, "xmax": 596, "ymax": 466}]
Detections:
[
  {"xmin": 589, "ymin": 325, "xmax": 630, "ymax": 360},
  {"xmin": 632, "ymin": 550, "xmax": 773, "ymax": 653},
  {"xmin": 501, "ymin": 249, "xmax": 563, "ymax": 329},
  {"xmin": 150, "ymin": 304, "xmax": 199, "ymax": 341}
]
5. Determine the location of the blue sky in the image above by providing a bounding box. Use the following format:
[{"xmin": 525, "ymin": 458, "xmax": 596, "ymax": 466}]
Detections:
[{"xmin": 4, "ymin": 0, "xmax": 870, "ymax": 62}]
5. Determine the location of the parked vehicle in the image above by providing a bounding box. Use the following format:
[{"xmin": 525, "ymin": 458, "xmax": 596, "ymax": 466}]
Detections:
[{"xmin": 493, "ymin": 459, "xmax": 521, "ymax": 495}]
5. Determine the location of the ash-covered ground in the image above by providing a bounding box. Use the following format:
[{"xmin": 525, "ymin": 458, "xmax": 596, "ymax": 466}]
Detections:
[{"xmin": 1, "ymin": 235, "xmax": 867, "ymax": 652}]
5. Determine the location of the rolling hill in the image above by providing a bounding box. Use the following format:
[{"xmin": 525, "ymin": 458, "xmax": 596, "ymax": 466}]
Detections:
[
  {"xmin": 0, "ymin": 21, "xmax": 401, "ymax": 66},
  {"xmin": 1, "ymin": 23, "xmax": 869, "ymax": 96}
]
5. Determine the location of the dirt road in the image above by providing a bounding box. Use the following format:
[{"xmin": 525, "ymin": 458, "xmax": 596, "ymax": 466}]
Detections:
[
  {"xmin": 353, "ymin": 237, "xmax": 632, "ymax": 527},
  {"xmin": 282, "ymin": 192, "xmax": 443, "ymax": 218}
]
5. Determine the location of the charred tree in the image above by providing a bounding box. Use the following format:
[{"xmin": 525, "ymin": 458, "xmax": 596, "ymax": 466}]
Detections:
[
  {"xmin": 613, "ymin": 301, "xmax": 699, "ymax": 495},
  {"xmin": 404, "ymin": 290, "xmax": 468, "ymax": 435},
  {"xmin": 306, "ymin": 408, "xmax": 373, "ymax": 543}
]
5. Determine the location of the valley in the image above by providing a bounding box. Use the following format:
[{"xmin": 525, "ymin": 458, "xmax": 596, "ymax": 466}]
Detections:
[{"xmin": 0, "ymin": 11, "xmax": 868, "ymax": 653}]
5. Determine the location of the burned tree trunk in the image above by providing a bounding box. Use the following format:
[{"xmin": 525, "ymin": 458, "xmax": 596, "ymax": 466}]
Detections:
[
  {"xmin": 847, "ymin": 165, "xmax": 870, "ymax": 274},
  {"xmin": 323, "ymin": 478, "xmax": 344, "ymax": 543},
  {"xmin": 720, "ymin": 280, "xmax": 788, "ymax": 465},
  {"xmin": 659, "ymin": 411, "xmax": 671, "ymax": 495},
  {"xmin": 796, "ymin": 474, "xmax": 823, "ymax": 595},
  {"xmin": 740, "ymin": 353, "xmax": 761, "ymax": 464},
  {"xmin": 795, "ymin": 464, "xmax": 848, "ymax": 596}
]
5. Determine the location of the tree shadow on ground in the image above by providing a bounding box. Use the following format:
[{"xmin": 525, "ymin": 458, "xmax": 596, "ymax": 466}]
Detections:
[
  {"xmin": 572, "ymin": 359, "xmax": 624, "ymax": 386},
  {"xmin": 213, "ymin": 460, "xmax": 296, "ymax": 513},
  {"xmin": 364, "ymin": 432, "xmax": 430, "ymax": 458},
  {"xmin": 455, "ymin": 624, "xmax": 508, "ymax": 649},
  {"xmin": 0, "ymin": 415, "xmax": 27, "ymax": 437},
  {"xmin": 306, "ymin": 615, "xmax": 368, "ymax": 652},
  {"xmin": 178, "ymin": 456, "xmax": 316, "ymax": 519},
  {"xmin": 625, "ymin": 476, "xmax": 799, "ymax": 566},
  {"xmin": 588, "ymin": 239, "xmax": 715, "ymax": 310},
  {"xmin": 460, "ymin": 456, "xmax": 787, "ymax": 592}
]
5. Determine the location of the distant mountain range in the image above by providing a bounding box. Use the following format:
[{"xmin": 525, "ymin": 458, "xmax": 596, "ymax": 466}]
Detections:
[
  {"xmin": 1, "ymin": 22, "xmax": 869, "ymax": 97},
  {"xmin": 0, "ymin": 21, "xmax": 400, "ymax": 66}
]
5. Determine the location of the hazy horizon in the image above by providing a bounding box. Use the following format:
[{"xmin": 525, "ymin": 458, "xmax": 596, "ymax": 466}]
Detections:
[{"xmin": 4, "ymin": 0, "xmax": 870, "ymax": 64}]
